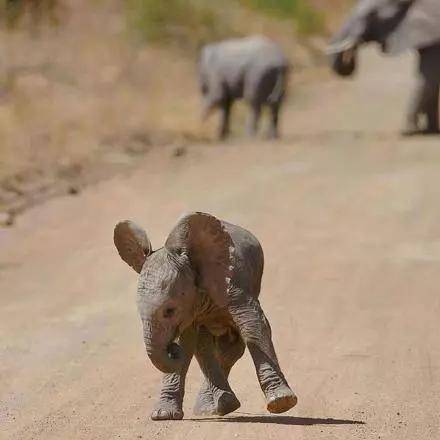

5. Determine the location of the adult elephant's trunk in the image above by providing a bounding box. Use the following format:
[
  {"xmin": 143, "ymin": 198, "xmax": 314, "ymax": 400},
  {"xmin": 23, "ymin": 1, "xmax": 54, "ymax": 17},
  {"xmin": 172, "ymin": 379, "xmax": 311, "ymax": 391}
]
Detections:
[
  {"xmin": 141, "ymin": 318, "xmax": 185, "ymax": 374},
  {"xmin": 329, "ymin": 46, "xmax": 358, "ymax": 77}
]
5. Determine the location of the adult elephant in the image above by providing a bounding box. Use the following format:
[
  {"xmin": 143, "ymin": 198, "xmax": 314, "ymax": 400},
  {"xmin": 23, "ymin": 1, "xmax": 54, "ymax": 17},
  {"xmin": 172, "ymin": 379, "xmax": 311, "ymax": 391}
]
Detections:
[
  {"xmin": 199, "ymin": 35, "xmax": 289, "ymax": 139},
  {"xmin": 328, "ymin": 0, "xmax": 440, "ymax": 135}
]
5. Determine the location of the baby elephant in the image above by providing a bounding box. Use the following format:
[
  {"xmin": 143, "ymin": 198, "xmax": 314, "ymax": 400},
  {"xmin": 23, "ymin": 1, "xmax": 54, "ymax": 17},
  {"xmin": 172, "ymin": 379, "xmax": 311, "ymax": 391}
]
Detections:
[
  {"xmin": 114, "ymin": 212, "xmax": 297, "ymax": 420},
  {"xmin": 199, "ymin": 35, "xmax": 289, "ymax": 139}
]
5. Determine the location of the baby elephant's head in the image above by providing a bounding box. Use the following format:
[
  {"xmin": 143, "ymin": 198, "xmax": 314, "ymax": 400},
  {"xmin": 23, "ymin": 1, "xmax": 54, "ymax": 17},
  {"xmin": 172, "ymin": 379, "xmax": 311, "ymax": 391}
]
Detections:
[{"xmin": 113, "ymin": 212, "xmax": 233, "ymax": 374}]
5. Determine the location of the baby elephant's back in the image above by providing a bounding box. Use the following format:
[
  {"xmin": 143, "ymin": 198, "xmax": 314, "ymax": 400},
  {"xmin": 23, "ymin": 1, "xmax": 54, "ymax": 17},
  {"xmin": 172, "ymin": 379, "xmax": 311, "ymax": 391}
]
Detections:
[
  {"xmin": 202, "ymin": 36, "xmax": 287, "ymax": 94},
  {"xmin": 214, "ymin": 35, "xmax": 287, "ymax": 72},
  {"xmin": 222, "ymin": 221, "xmax": 264, "ymax": 298}
]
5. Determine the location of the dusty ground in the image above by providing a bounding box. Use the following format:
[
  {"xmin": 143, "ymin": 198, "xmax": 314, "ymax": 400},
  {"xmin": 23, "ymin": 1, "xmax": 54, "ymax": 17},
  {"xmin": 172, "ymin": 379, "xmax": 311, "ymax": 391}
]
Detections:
[{"xmin": 1, "ymin": 47, "xmax": 440, "ymax": 440}]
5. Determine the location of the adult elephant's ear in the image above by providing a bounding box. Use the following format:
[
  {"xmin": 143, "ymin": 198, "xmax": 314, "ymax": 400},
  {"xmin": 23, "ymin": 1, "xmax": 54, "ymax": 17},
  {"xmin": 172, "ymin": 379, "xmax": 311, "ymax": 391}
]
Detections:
[
  {"xmin": 114, "ymin": 220, "xmax": 152, "ymax": 273},
  {"xmin": 165, "ymin": 212, "xmax": 234, "ymax": 306}
]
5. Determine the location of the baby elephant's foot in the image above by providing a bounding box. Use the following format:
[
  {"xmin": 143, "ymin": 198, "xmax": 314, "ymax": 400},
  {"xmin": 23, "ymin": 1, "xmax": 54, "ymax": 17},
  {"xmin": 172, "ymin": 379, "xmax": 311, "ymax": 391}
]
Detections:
[
  {"xmin": 266, "ymin": 385, "xmax": 298, "ymax": 414},
  {"xmin": 194, "ymin": 389, "xmax": 240, "ymax": 416},
  {"xmin": 151, "ymin": 398, "xmax": 183, "ymax": 421}
]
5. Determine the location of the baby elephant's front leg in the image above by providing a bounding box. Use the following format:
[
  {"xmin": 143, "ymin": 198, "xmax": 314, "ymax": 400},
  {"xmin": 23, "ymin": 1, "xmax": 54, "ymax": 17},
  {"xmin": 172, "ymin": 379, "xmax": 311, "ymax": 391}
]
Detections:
[
  {"xmin": 230, "ymin": 297, "xmax": 297, "ymax": 414},
  {"xmin": 151, "ymin": 373, "xmax": 186, "ymax": 420},
  {"xmin": 151, "ymin": 328, "xmax": 195, "ymax": 420},
  {"xmin": 194, "ymin": 326, "xmax": 240, "ymax": 416}
]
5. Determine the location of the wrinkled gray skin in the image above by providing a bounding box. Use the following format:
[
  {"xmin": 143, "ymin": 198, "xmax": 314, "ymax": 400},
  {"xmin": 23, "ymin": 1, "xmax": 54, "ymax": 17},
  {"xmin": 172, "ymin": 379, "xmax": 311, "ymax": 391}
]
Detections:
[
  {"xmin": 114, "ymin": 212, "xmax": 297, "ymax": 420},
  {"xmin": 328, "ymin": 0, "xmax": 440, "ymax": 134},
  {"xmin": 199, "ymin": 35, "xmax": 289, "ymax": 140}
]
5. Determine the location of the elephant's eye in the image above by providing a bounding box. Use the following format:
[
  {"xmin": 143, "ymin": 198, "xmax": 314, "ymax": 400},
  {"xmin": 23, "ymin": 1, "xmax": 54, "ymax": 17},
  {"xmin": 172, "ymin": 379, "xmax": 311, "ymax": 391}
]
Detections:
[{"xmin": 163, "ymin": 307, "xmax": 176, "ymax": 319}]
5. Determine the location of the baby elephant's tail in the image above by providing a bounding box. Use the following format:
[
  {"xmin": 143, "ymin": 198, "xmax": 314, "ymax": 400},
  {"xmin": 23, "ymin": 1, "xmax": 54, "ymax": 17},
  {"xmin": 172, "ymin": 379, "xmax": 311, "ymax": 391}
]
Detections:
[{"xmin": 268, "ymin": 66, "xmax": 289, "ymax": 104}]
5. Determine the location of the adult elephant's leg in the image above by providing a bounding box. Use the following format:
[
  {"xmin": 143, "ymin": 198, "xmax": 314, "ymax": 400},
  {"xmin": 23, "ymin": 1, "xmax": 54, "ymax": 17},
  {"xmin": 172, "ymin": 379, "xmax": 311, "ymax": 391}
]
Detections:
[
  {"xmin": 218, "ymin": 99, "xmax": 232, "ymax": 140},
  {"xmin": 229, "ymin": 296, "xmax": 297, "ymax": 414},
  {"xmin": 151, "ymin": 327, "xmax": 196, "ymax": 420},
  {"xmin": 426, "ymin": 82, "xmax": 439, "ymax": 133},
  {"xmin": 418, "ymin": 47, "xmax": 440, "ymax": 134},
  {"xmin": 193, "ymin": 326, "xmax": 240, "ymax": 416},
  {"xmin": 404, "ymin": 77, "xmax": 427, "ymax": 135},
  {"xmin": 247, "ymin": 102, "xmax": 262, "ymax": 137}
]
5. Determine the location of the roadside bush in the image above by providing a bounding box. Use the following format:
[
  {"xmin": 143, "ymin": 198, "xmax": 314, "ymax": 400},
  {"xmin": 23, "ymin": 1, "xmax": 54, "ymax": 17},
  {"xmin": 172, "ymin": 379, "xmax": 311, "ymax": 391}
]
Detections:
[
  {"xmin": 125, "ymin": 0, "xmax": 235, "ymax": 50},
  {"xmin": 0, "ymin": 0, "xmax": 59, "ymax": 28},
  {"xmin": 239, "ymin": 0, "xmax": 324, "ymax": 35}
]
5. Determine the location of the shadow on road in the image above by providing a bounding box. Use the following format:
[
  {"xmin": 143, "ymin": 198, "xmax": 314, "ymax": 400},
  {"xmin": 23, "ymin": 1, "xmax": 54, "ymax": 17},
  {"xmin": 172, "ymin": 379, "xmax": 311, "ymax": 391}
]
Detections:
[{"xmin": 186, "ymin": 415, "xmax": 365, "ymax": 426}]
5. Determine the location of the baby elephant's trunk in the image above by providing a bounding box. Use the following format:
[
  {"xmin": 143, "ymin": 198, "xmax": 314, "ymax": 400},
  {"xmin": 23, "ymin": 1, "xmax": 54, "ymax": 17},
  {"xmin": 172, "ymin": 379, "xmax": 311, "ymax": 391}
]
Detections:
[{"xmin": 142, "ymin": 319, "xmax": 186, "ymax": 374}]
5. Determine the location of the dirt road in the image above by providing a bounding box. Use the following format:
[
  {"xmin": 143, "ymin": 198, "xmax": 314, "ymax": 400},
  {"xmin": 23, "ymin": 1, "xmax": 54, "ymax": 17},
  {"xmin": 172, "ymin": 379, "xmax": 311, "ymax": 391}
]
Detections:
[{"xmin": 1, "ymin": 48, "xmax": 440, "ymax": 439}]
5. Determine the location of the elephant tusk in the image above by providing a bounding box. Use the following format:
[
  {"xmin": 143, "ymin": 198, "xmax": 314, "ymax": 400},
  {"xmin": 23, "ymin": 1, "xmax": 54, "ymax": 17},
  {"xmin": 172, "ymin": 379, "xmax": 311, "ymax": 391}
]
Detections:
[{"xmin": 325, "ymin": 38, "xmax": 357, "ymax": 55}]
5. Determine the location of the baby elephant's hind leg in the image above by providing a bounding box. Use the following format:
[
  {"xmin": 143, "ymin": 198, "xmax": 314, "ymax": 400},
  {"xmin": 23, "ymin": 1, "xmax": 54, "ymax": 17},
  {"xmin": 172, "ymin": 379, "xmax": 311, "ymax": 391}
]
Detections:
[
  {"xmin": 268, "ymin": 102, "xmax": 281, "ymax": 139},
  {"xmin": 218, "ymin": 99, "xmax": 232, "ymax": 140},
  {"xmin": 193, "ymin": 327, "xmax": 241, "ymax": 416},
  {"xmin": 247, "ymin": 103, "xmax": 262, "ymax": 137},
  {"xmin": 216, "ymin": 329, "xmax": 246, "ymax": 377}
]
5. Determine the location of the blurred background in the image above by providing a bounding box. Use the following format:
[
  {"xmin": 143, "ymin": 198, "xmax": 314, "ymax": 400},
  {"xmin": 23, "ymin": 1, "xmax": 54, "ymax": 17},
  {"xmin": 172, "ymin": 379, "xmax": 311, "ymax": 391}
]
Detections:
[{"xmin": 0, "ymin": 0, "xmax": 351, "ymax": 221}]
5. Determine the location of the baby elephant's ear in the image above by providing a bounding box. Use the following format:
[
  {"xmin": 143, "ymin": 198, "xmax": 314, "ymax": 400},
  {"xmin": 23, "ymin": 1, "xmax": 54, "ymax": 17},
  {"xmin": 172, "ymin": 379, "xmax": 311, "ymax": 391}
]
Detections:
[
  {"xmin": 114, "ymin": 220, "xmax": 152, "ymax": 273},
  {"xmin": 165, "ymin": 212, "xmax": 234, "ymax": 307}
]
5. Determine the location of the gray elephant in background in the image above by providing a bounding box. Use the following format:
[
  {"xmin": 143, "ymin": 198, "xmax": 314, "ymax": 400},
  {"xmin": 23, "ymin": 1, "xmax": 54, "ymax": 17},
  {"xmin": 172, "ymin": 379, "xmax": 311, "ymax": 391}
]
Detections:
[
  {"xmin": 328, "ymin": 0, "xmax": 440, "ymax": 135},
  {"xmin": 114, "ymin": 212, "xmax": 297, "ymax": 420},
  {"xmin": 199, "ymin": 35, "xmax": 289, "ymax": 139}
]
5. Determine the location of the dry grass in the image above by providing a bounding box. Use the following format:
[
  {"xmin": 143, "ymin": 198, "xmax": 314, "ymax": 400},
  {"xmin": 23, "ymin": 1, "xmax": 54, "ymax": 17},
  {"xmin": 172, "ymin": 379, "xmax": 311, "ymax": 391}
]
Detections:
[
  {"xmin": 125, "ymin": 0, "xmax": 237, "ymax": 50},
  {"xmin": 0, "ymin": 2, "xmax": 200, "ymax": 191},
  {"xmin": 239, "ymin": 0, "xmax": 324, "ymax": 35},
  {"xmin": 310, "ymin": 0, "xmax": 355, "ymax": 31}
]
